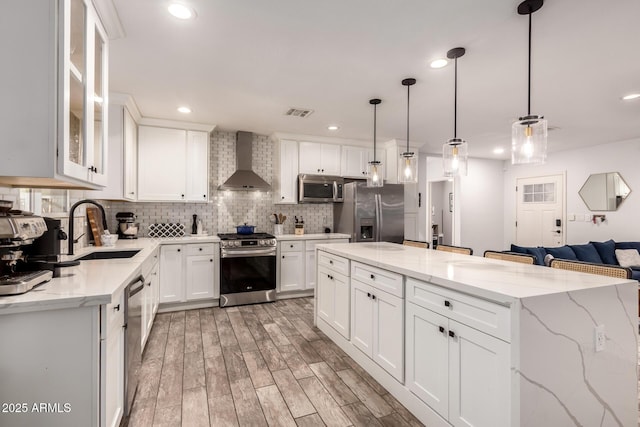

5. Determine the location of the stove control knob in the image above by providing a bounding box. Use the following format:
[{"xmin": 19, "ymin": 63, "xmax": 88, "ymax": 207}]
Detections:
[
  {"xmin": 270, "ymin": 239, "xmax": 276, "ymax": 246},
  {"xmin": 234, "ymin": 241, "xmax": 241, "ymax": 247},
  {"xmin": 259, "ymin": 240, "xmax": 265, "ymax": 246}
]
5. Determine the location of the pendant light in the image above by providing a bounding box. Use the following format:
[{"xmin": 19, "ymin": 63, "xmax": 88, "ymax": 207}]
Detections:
[
  {"xmin": 367, "ymin": 98, "xmax": 384, "ymax": 187},
  {"xmin": 398, "ymin": 78, "xmax": 418, "ymax": 183},
  {"xmin": 512, "ymin": 0, "xmax": 547, "ymax": 165},
  {"xmin": 443, "ymin": 47, "xmax": 468, "ymax": 177}
]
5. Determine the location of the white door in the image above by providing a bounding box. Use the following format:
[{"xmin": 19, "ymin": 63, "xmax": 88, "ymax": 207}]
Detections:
[
  {"xmin": 350, "ymin": 280, "xmax": 374, "ymax": 357},
  {"xmin": 298, "ymin": 142, "xmax": 323, "ymax": 174},
  {"xmin": 137, "ymin": 126, "xmax": 187, "ymax": 201},
  {"xmin": 406, "ymin": 302, "xmax": 449, "ymax": 419},
  {"xmin": 341, "ymin": 146, "xmax": 368, "ymax": 178},
  {"xmin": 316, "ymin": 267, "xmax": 335, "ymax": 324},
  {"xmin": 372, "ymin": 290, "xmax": 404, "ymax": 382},
  {"xmin": 185, "ymin": 131, "xmax": 209, "ymax": 202},
  {"xmin": 159, "ymin": 245, "xmax": 184, "ymax": 302},
  {"xmin": 448, "ymin": 320, "xmax": 510, "ymax": 427},
  {"xmin": 278, "ymin": 140, "xmax": 299, "ymax": 203},
  {"xmin": 321, "ymin": 144, "xmax": 341, "ymax": 175},
  {"xmin": 186, "ymin": 255, "xmax": 215, "ymax": 300},
  {"xmin": 332, "ymin": 272, "xmax": 350, "ymax": 339},
  {"xmin": 123, "ymin": 107, "xmax": 137, "ymax": 201},
  {"xmin": 280, "ymin": 251, "xmax": 304, "ymax": 291},
  {"xmin": 515, "ymin": 174, "xmax": 565, "ymax": 247}
]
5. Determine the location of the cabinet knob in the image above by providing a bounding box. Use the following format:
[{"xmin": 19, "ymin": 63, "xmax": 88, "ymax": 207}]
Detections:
[
  {"xmin": 129, "ymin": 192, "xmax": 135, "ymax": 195},
  {"xmin": 210, "ymin": 259, "xmax": 213, "ymax": 262},
  {"xmin": 448, "ymin": 330, "xmax": 456, "ymax": 338},
  {"xmin": 317, "ymin": 169, "xmax": 320, "ymax": 172},
  {"xmin": 282, "ymin": 255, "xmax": 285, "ymax": 259},
  {"xmin": 113, "ymin": 304, "xmax": 120, "ymax": 312},
  {"xmin": 290, "ymin": 244, "xmax": 294, "ymax": 248},
  {"xmin": 147, "ymin": 282, "xmax": 151, "ymax": 287},
  {"xmin": 329, "ymin": 260, "xmax": 333, "ymax": 264},
  {"xmin": 438, "ymin": 326, "xmax": 445, "ymax": 334},
  {"xmin": 281, "ymin": 196, "xmax": 285, "ymax": 200},
  {"xmin": 372, "ymin": 294, "xmax": 376, "ymax": 300},
  {"xmin": 199, "ymin": 247, "xmax": 203, "ymax": 251},
  {"xmin": 321, "ymin": 169, "xmax": 324, "ymax": 172},
  {"xmin": 177, "ymin": 248, "xmax": 181, "ymax": 252},
  {"xmin": 203, "ymin": 194, "xmax": 206, "ymax": 198},
  {"xmin": 367, "ymin": 292, "xmax": 371, "ymax": 298},
  {"xmin": 444, "ymin": 300, "xmax": 451, "ymax": 308},
  {"xmin": 370, "ymin": 274, "xmax": 375, "ymax": 280},
  {"xmin": 181, "ymin": 194, "xmax": 185, "ymax": 198}
]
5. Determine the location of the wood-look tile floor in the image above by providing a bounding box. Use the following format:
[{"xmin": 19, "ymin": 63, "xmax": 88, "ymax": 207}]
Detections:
[{"xmin": 126, "ymin": 297, "xmax": 424, "ymax": 427}]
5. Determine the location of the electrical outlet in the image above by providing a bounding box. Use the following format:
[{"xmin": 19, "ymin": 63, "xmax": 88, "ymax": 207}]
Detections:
[
  {"xmin": 584, "ymin": 214, "xmax": 592, "ymax": 222},
  {"xmin": 568, "ymin": 214, "xmax": 576, "ymax": 221},
  {"xmin": 595, "ymin": 325, "xmax": 605, "ymax": 352}
]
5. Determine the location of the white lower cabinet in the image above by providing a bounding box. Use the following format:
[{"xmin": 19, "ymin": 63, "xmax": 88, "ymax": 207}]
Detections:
[
  {"xmin": 406, "ymin": 293, "xmax": 510, "ymax": 427},
  {"xmin": 350, "ymin": 279, "xmax": 404, "ymax": 382},
  {"xmin": 317, "ymin": 266, "xmax": 350, "ymax": 339},
  {"xmin": 279, "ymin": 241, "xmax": 305, "ymax": 292},
  {"xmin": 160, "ymin": 243, "xmax": 219, "ymax": 303},
  {"xmin": 103, "ymin": 290, "xmax": 125, "ymax": 427}
]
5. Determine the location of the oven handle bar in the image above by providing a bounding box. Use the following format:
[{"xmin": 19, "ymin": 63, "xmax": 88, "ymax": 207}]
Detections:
[{"xmin": 221, "ymin": 248, "xmax": 277, "ymax": 258}]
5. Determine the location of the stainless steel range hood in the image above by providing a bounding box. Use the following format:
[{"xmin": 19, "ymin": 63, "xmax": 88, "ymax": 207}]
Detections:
[{"xmin": 218, "ymin": 131, "xmax": 271, "ymax": 191}]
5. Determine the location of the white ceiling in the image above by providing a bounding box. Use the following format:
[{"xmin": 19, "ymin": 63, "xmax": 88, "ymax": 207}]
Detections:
[{"xmin": 106, "ymin": 0, "xmax": 640, "ymax": 159}]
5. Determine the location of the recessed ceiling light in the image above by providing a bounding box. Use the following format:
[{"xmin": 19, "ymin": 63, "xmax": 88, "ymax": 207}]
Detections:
[
  {"xmin": 177, "ymin": 106, "xmax": 191, "ymax": 113},
  {"xmin": 493, "ymin": 147, "xmax": 505, "ymax": 155},
  {"xmin": 168, "ymin": 3, "xmax": 195, "ymax": 19},
  {"xmin": 327, "ymin": 125, "xmax": 339, "ymax": 131},
  {"xmin": 622, "ymin": 93, "xmax": 640, "ymax": 101},
  {"xmin": 430, "ymin": 58, "xmax": 448, "ymax": 69}
]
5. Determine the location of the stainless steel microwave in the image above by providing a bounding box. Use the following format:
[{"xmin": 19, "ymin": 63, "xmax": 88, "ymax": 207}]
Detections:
[{"xmin": 298, "ymin": 174, "xmax": 344, "ymax": 203}]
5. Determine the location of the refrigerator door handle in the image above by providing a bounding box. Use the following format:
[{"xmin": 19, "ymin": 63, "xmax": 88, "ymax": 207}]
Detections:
[{"xmin": 375, "ymin": 193, "xmax": 382, "ymax": 242}]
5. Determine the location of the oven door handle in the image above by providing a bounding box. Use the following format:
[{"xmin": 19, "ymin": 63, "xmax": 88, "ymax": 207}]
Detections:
[{"xmin": 221, "ymin": 248, "xmax": 277, "ymax": 258}]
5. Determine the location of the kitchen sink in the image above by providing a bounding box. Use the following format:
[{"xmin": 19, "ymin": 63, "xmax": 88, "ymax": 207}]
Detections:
[{"xmin": 77, "ymin": 250, "xmax": 140, "ymax": 260}]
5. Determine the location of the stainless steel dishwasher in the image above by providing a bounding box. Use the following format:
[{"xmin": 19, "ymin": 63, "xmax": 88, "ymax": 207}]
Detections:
[{"xmin": 123, "ymin": 275, "xmax": 144, "ymax": 418}]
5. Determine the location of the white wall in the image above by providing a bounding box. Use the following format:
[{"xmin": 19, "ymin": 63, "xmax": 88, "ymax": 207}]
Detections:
[
  {"xmin": 503, "ymin": 138, "xmax": 640, "ymax": 246},
  {"xmin": 423, "ymin": 155, "xmax": 504, "ymax": 255}
]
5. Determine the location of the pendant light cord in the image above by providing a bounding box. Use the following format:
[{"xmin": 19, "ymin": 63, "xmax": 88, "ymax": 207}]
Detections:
[
  {"xmin": 527, "ymin": 11, "xmax": 532, "ymax": 116},
  {"xmin": 454, "ymin": 57, "xmax": 458, "ymax": 139},
  {"xmin": 373, "ymin": 103, "xmax": 377, "ymax": 162},
  {"xmin": 406, "ymin": 84, "xmax": 410, "ymax": 152}
]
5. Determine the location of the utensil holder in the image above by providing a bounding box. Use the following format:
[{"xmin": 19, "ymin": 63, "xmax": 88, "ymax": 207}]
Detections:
[
  {"xmin": 274, "ymin": 224, "xmax": 284, "ymax": 235},
  {"xmin": 294, "ymin": 224, "xmax": 304, "ymax": 235}
]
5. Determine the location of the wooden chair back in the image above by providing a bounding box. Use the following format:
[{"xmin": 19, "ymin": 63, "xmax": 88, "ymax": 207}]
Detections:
[
  {"xmin": 403, "ymin": 240, "xmax": 429, "ymax": 249},
  {"xmin": 483, "ymin": 250, "xmax": 536, "ymax": 265},
  {"xmin": 549, "ymin": 259, "xmax": 632, "ymax": 279},
  {"xmin": 435, "ymin": 244, "xmax": 473, "ymax": 256}
]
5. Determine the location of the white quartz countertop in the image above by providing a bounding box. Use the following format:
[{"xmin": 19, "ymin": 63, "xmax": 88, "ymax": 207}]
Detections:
[
  {"xmin": 275, "ymin": 233, "xmax": 350, "ymax": 241},
  {"xmin": 0, "ymin": 237, "xmax": 221, "ymax": 315},
  {"xmin": 317, "ymin": 242, "xmax": 636, "ymax": 305}
]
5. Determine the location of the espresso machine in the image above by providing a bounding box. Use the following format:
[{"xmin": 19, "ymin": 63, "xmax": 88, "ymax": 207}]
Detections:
[
  {"xmin": 116, "ymin": 212, "xmax": 139, "ymax": 239},
  {"xmin": 0, "ymin": 202, "xmax": 53, "ymax": 295}
]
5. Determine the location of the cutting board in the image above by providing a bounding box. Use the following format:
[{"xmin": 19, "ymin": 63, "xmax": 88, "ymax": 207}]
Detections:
[{"xmin": 86, "ymin": 207, "xmax": 105, "ymax": 246}]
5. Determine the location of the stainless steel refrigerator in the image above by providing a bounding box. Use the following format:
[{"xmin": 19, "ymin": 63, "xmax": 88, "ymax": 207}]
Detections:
[{"xmin": 334, "ymin": 182, "xmax": 404, "ymax": 243}]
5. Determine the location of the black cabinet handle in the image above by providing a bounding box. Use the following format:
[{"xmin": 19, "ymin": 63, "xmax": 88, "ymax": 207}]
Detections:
[
  {"xmin": 372, "ymin": 294, "xmax": 376, "ymax": 300},
  {"xmin": 282, "ymin": 255, "xmax": 285, "ymax": 259},
  {"xmin": 199, "ymin": 247, "xmax": 203, "ymax": 251},
  {"xmin": 281, "ymin": 196, "xmax": 285, "ymax": 200},
  {"xmin": 181, "ymin": 194, "xmax": 185, "ymax": 198},
  {"xmin": 290, "ymin": 244, "xmax": 294, "ymax": 248},
  {"xmin": 370, "ymin": 274, "xmax": 375, "ymax": 279},
  {"xmin": 317, "ymin": 169, "xmax": 320, "ymax": 172},
  {"xmin": 321, "ymin": 169, "xmax": 324, "ymax": 172},
  {"xmin": 113, "ymin": 304, "xmax": 120, "ymax": 312},
  {"xmin": 439, "ymin": 326, "xmax": 445, "ymax": 334},
  {"xmin": 203, "ymin": 194, "xmax": 206, "ymax": 198},
  {"xmin": 210, "ymin": 259, "xmax": 213, "ymax": 262},
  {"xmin": 367, "ymin": 292, "xmax": 371, "ymax": 298},
  {"xmin": 147, "ymin": 282, "xmax": 151, "ymax": 287},
  {"xmin": 444, "ymin": 300, "xmax": 451, "ymax": 308},
  {"xmin": 329, "ymin": 260, "xmax": 333, "ymax": 264},
  {"xmin": 448, "ymin": 330, "xmax": 456, "ymax": 338},
  {"xmin": 177, "ymin": 248, "xmax": 181, "ymax": 252}
]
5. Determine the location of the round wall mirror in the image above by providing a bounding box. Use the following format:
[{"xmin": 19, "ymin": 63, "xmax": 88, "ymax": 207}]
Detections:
[{"xmin": 578, "ymin": 172, "xmax": 631, "ymax": 211}]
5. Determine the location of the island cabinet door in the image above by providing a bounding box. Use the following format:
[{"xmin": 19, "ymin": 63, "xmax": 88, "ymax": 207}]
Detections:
[
  {"xmin": 331, "ymin": 270, "xmax": 350, "ymax": 339},
  {"xmin": 448, "ymin": 320, "xmax": 510, "ymax": 427},
  {"xmin": 406, "ymin": 301, "xmax": 449, "ymax": 419},
  {"xmin": 350, "ymin": 280, "xmax": 374, "ymax": 356},
  {"xmin": 317, "ymin": 267, "xmax": 335, "ymax": 324},
  {"xmin": 160, "ymin": 245, "xmax": 184, "ymax": 302},
  {"xmin": 372, "ymin": 289, "xmax": 404, "ymax": 382},
  {"xmin": 186, "ymin": 255, "xmax": 215, "ymax": 300}
]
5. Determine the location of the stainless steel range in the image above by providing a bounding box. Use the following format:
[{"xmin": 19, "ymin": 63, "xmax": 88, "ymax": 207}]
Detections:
[{"xmin": 218, "ymin": 232, "xmax": 277, "ymax": 307}]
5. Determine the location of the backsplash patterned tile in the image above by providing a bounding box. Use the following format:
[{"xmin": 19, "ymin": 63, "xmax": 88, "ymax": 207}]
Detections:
[{"xmin": 100, "ymin": 130, "xmax": 333, "ymax": 236}]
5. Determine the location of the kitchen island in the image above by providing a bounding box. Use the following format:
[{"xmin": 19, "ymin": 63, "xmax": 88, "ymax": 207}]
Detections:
[{"xmin": 315, "ymin": 242, "xmax": 638, "ymax": 427}]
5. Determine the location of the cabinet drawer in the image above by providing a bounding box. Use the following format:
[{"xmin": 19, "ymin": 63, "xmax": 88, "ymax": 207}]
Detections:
[
  {"xmin": 406, "ymin": 278, "xmax": 511, "ymax": 342},
  {"xmin": 317, "ymin": 251, "xmax": 349, "ymax": 276},
  {"xmin": 281, "ymin": 241, "xmax": 304, "ymax": 252},
  {"xmin": 187, "ymin": 243, "xmax": 216, "ymax": 256},
  {"xmin": 351, "ymin": 261, "xmax": 403, "ymax": 298}
]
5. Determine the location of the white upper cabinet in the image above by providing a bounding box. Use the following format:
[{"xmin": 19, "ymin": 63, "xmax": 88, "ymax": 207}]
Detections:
[
  {"xmin": 0, "ymin": 0, "xmax": 109, "ymax": 189},
  {"xmin": 137, "ymin": 125, "xmax": 211, "ymax": 202},
  {"xmin": 299, "ymin": 142, "xmax": 341, "ymax": 175},
  {"xmin": 273, "ymin": 139, "xmax": 299, "ymax": 204},
  {"xmin": 341, "ymin": 146, "xmax": 369, "ymax": 178}
]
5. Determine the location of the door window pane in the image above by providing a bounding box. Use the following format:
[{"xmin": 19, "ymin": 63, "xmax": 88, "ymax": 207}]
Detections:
[{"xmin": 523, "ymin": 182, "xmax": 555, "ymax": 203}]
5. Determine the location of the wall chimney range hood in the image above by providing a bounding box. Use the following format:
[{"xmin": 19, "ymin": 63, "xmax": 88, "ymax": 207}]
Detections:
[{"xmin": 218, "ymin": 131, "xmax": 271, "ymax": 191}]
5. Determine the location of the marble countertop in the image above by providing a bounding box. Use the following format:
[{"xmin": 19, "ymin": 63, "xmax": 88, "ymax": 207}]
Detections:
[
  {"xmin": 275, "ymin": 233, "xmax": 350, "ymax": 241},
  {"xmin": 317, "ymin": 242, "xmax": 636, "ymax": 305},
  {"xmin": 0, "ymin": 237, "xmax": 222, "ymax": 315}
]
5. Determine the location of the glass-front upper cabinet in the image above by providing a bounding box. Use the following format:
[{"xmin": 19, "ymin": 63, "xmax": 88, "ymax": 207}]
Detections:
[{"xmin": 59, "ymin": 0, "xmax": 108, "ymax": 186}]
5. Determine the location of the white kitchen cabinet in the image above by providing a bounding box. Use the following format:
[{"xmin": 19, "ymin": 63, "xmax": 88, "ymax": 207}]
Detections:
[
  {"xmin": 350, "ymin": 279, "xmax": 404, "ymax": 382},
  {"xmin": 160, "ymin": 243, "xmax": 218, "ymax": 304},
  {"xmin": 299, "ymin": 142, "xmax": 341, "ymax": 175},
  {"xmin": 273, "ymin": 139, "xmax": 299, "ymax": 203},
  {"xmin": 138, "ymin": 126, "xmax": 209, "ymax": 202},
  {"xmin": 90, "ymin": 95, "xmax": 139, "ymax": 200},
  {"xmin": 0, "ymin": 0, "xmax": 109, "ymax": 189},
  {"xmin": 186, "ymin": 256, "xmax": 216, "ymax": 300},
  {"xmin": 279, "ymin": 241, "xmax": 305, "ymax": 292},
  {"xmin": 341, "ymin": 146, "xmax": 370, "ymax": 178},
  {"xmin": 159, "ymin": 245, "xmax": 184, "ymax": 303},
  {"xmin": 103, "ymin": 289, "xmax": 125, "ymax": 427},
  {"xmin": 317, "ymin": 266, "xmax": 350, "ymax": 339}
]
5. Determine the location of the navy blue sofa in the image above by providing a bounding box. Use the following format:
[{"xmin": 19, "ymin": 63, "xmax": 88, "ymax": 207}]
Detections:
[{"xmin": 510, "ymin": 240, "xmax": 640, "ymax": 281}]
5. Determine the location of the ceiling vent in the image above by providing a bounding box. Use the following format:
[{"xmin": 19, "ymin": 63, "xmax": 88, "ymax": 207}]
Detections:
[{"xmin": 285, "ymin": 108, "xmax": 314, "ymax": 118}]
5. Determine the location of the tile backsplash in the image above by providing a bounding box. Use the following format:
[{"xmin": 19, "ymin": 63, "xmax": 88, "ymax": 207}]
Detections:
[{"xmin": 100, "ymin": 130, "xmax": 332, "ymax": 236}]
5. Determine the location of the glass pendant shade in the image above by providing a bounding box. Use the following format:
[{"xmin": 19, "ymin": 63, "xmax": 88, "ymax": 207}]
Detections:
[
  {"xmin": 443, "ymin": 138, "xmax": 468, "ymax": 176},
  {"xmin": 511, "ymin": 115, "xmax": 547, "ymax": 164},
  {"xmin": 398, "ymin": 152, "xmax": 418, "ymax": 183},
  {"xmin": 367, "ymin": 160, "xmax": 384, "ymax": 187}
]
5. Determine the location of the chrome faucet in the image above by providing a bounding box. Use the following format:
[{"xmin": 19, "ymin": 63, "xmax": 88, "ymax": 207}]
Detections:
[{"xmin": 67, "ymin": 199, "xmax": 108, "ymax": 255}]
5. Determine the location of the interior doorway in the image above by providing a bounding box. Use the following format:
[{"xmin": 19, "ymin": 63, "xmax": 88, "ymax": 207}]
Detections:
[
  {"xmin": 429, "ymin": 180, "xmax": 454, "ymax": 248},
  {"xmin": 515, "ymin": 173, "xmax": 565, "ymax": 247}
]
